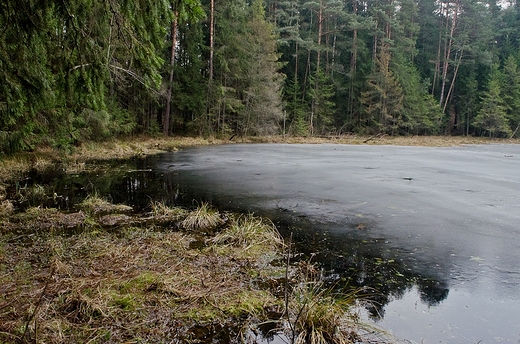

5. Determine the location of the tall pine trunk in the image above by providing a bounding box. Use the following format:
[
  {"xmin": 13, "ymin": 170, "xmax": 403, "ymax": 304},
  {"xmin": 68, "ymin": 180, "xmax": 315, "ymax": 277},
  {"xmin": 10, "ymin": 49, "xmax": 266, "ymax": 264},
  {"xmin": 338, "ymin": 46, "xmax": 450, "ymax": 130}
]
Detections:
[
  {"xmin": 206, "ymin": 0, "xmax": 215, "ymax": 133},
  {"xmin": 311, "ymin": 0, "xmax": 324, "ymax": 136},
  {"xmin": 348, "ymin": 0, "xmax": 358, "ymax": 123},
  {"xmin": 164, "ymin": 12, "xmax": 179, "ymax": 136},
  {"xmin": 209, "ymin": 0, "xmax": 215, "ymax": 83},
  {"xmin": 439, "ymin": 0, "xmax": 459, "ymax": 110}
]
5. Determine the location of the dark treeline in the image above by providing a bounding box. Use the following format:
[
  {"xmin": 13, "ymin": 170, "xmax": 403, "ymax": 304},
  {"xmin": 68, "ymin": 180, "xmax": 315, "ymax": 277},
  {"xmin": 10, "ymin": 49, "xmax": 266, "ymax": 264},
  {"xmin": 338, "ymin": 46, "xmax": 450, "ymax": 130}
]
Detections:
[{"xmin": 2, "ymin": 0, "xmax": 520, "ymax": 153}]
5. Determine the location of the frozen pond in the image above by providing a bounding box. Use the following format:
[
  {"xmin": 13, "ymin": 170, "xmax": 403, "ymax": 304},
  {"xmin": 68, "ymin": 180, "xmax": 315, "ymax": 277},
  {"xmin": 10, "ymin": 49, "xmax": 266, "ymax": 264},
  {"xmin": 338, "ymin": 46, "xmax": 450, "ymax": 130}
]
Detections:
[
  {"xmin": 29, "ymin": 143, "xmax": 519, "ymax": 343},
  {"xmin": 149, "ymin": 143, "xmax": 520, "ymax": 343}
]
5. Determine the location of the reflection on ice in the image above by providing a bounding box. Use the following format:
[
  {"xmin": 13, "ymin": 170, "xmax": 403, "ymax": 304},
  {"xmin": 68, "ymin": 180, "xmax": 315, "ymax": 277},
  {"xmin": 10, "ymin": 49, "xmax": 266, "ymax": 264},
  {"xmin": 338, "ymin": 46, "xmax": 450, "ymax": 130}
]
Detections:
[{"xmin": 372, "ymin": 286, "xmax": 520, "ymax": 343}]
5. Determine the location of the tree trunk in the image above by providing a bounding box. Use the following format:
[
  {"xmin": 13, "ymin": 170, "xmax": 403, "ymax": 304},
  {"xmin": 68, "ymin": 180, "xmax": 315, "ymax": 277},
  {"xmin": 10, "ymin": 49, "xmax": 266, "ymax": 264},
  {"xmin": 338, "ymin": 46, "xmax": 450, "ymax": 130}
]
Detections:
[
  {"xmin": 443, "ymin": 49, "xmax": 463, "ymax": 114},
  {"xmin": 348, "ymin": 0, "xmax": 358, "ymax": 122},
  {"xmin": 163, "ymin": 11, "xmax": 179, "ymax": 136},
  {"xmin": 439, "ymin": 0, "xmax": 459, "ymax": 109},
  {"xmin": 310, "ymin": 0, "xmax": 324, "ymax": 136},
  {"xmin": 205, "ymin": 0, "xmax": 215, "ymax": 133},
  {"xmin": 209, "ymin": 0, "xmax": 215, "ymax": 83},
  {"xmin": 331, "ymin": 20, "xmax": 337, "ymax": 78},
  {"xmin": 303, "ymin": 48, "xmax": 311, "ymax": 99},
  {"xmin": 316, "ymin": 0, "xmax": 323, "ymax": 72}
]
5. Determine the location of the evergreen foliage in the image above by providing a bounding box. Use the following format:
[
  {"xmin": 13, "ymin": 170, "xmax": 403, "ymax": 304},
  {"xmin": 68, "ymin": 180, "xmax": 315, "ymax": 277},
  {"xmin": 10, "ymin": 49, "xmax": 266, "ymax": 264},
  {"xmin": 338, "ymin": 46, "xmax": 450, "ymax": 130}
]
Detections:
[
  {"xmin": 473, "ymin": 64, "xmax": 511, "ymax": 137},
  {"xmin": 2, "ymin": 0, "xmax": 520, "ymax": 152}
]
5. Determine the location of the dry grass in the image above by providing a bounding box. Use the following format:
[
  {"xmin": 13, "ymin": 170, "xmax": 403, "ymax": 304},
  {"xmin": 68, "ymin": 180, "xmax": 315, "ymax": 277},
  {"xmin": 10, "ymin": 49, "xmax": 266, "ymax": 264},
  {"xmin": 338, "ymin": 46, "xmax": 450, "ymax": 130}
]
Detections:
[
  {"xmin": 2, "ymin": 207, "xmax": 87, "ymax": 233},
  {"xmin": 0, "ymin": 190, "xmax": 399, "ymax": 343},
  {"xmin": 245, "ymin": 134, "xmax": 520, "ymax": 146},
  {"xmin": 149, "ymin": 201, "xmax": 187, "ymax": 220},
  {"xmin": 0, "ymin": 136, "xmax": 226, "ymax": 183},
  {"xmin": 279, "ymin": 262, "xmax": 393, "ymax": 344},
  {"xmin": 210, "ymin": 214, "xmax": 284, "ymax": 259},
  {"xmin": 78, "ymin": 194, "xmax": 133, "ymax": 215},
  {"xmin": 0, "ymin": 199, "xmax": 14, "ymax": 218},
  {"xmin": 286, "ymin": 281, "xmax": 360, "ymax": 344},
  {"xmin": 0, "ymin": 203, "xmax": 286, "ymax": 343},
  {"xmin": 181, "ymin": 202, "xmax": 223, "ymax": 231},
  {"xmin": 67, "ymin": 136, "xmax": 228, "ymax": 162}
]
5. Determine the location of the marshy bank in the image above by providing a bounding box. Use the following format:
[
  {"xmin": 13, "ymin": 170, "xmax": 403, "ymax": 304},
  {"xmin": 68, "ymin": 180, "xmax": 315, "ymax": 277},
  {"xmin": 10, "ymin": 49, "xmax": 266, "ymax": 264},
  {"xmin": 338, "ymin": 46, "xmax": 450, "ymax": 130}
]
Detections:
[
  {"xmin": 1, "ymin": 197, "xmax": 275, "ymax": 342},
  {"xmin": 0, "ymin": 196, "xmax": 388, "ymax": 343},
  {"xmin": 0, "ymin": 138, "xmax": 394, "ymax": 343}
]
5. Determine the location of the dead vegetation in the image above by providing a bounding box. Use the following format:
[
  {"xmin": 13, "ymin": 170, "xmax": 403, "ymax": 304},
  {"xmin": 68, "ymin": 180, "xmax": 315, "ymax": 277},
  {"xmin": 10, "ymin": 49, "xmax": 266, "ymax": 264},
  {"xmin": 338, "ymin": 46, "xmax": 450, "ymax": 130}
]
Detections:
[
  {"xmin": 0, "ymin": 136, "xmax": 226, "ymax": 184},
  {"xmin": 245, "ymin": 134, "xmax": 520, "ymax": 146},
  {"xmin": 78, "ymin": 194, "xmax": 133, "ymax": 216},
  {"xmin": 181, "ymin": 202, "xmax": 223, "ymax": 231},
  {"xmin": 0, "ymin": 197, "xmax": 394, "ymax": 343},
  {"xmin": 0, "ymin": 201, "xmax": 286, "ymax": 343}
]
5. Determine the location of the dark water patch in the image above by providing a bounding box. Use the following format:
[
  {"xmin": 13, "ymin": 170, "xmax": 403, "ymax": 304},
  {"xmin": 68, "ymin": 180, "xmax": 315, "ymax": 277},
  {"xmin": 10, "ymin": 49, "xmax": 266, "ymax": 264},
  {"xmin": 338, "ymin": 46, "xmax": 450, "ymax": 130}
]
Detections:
[
  {"xmin": 8, "ymin": 154, "xmax": 449, "ymax": 302},
  {"xmin": 7, "ymin": 154, "xmax": 446, "ymax": 318}
]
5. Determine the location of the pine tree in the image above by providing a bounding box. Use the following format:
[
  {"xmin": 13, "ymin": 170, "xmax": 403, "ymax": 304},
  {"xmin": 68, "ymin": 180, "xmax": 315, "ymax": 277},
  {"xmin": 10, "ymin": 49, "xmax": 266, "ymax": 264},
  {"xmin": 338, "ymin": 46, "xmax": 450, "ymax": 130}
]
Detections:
[
  {"xmin": 163, "ymin": 0, "xmax": 205, "ymax": 135},
  {"xmin": 458, "ymin": 71, "xmax": 479, "ymax": 136},
  {"xmin": 170, "ymin": 21, "xmax": 207, "ymax": 134},
  {"xmin": 308, "ymin": 69, "xmax": 336, "ymax": 135},
  {"xmin": 392, "ymin": 53, "xmax": 442, "ymax": 135}
]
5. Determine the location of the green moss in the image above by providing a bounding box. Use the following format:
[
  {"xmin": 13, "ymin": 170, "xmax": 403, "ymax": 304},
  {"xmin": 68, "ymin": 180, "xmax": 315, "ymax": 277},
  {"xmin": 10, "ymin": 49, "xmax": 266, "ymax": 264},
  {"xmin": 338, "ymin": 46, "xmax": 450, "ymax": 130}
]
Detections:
[
  {"xmin": 112, "ymin": 294, "xmax": 137, "ymax": 311},
  {"xmin": 221, "ymin": 290, "xmax": 275, "ymax": 317},
  {"xmin": 119, "ymin": 272, "xmax": 159, "ymax": 294}
]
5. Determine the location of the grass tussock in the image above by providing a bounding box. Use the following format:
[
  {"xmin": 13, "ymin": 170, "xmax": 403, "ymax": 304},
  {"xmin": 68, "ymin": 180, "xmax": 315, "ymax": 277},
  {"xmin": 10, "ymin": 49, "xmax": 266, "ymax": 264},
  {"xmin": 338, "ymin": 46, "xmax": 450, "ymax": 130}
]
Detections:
[
  {"xmin": 211, "ymin": 214, "xmax": 284, "ymax": 256},
  {"xmin": 78, "ymin": 193, "xmax": 133, "ymax": 215},
  {"xmin": 0, "ymin": 200, "xmax": 14, "ymax": 218},
  {"xmin": 278, "ymin": 260, "xmax": 390, "ymax": 344},
  {"xmin": 181, "ymin": 202, "xmax": 223, "ymax": 230},
  {"xmin": 150, "ymin": 201, "xmax": 187, "ymax": 220},
  {"xmin": 13, "ymin": 183, "xmax": 50, "ymax": 206},
  {"xmin": 286, "ymin": 281, "xmax": 363, "ymax": 344}
]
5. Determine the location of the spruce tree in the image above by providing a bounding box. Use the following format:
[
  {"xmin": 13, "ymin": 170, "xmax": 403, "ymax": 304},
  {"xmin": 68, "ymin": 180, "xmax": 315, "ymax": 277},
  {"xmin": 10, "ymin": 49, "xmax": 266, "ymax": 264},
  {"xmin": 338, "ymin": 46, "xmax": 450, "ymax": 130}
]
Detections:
[
  {"xmin": 473, "ymin": 64, "xmax": 511, "ymax": 137},
  {"xmin": 501, "ymin": 55, "xmax": 520, "ymax": 137},
  {"xmin": 242, "ymin": 0, "xmax": 285, "ymax": 135}
]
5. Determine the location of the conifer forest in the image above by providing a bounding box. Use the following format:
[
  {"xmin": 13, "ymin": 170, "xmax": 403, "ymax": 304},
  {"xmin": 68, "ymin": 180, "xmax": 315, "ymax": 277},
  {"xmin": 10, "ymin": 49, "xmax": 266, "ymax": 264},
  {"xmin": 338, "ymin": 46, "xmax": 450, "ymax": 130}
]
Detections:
[{"xmin": 2, "ymin": 0, "xmax": 520, "ymax": 153}]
